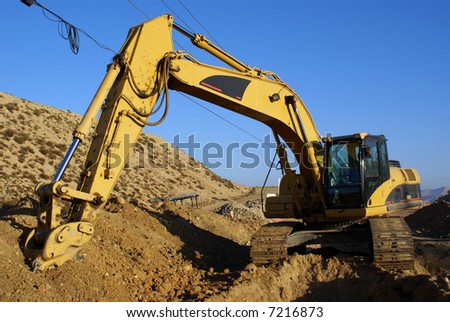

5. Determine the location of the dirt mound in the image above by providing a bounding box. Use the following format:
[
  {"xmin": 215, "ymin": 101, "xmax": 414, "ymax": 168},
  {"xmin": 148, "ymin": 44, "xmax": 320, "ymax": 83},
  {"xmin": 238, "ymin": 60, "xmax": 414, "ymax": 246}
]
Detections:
[
  {"xmin": 1, "ymin": 198, "xmax": 449, "ymax": 302},
  {"xmin": 210, "ymin": 254, "xmax": 448, "ymax": 302},
  {"xmin": 0, "ymin": 92, "xmax": 250, "ymax": 209},
  {"xmin": 405, "ymin": 198, "xmax": 450, "ymax": 279},
  {"xmin": 214, "ymin": 201, "xmax": 266, "ymax": 221},
  {"xmin": 406, "ymin": 199, "xmax": 450, "ymax": 238}
]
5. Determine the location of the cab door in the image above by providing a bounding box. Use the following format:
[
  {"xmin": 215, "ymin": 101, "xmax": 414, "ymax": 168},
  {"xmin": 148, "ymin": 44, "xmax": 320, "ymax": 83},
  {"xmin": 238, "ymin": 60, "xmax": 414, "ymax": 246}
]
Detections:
[
  {"xmin": 325, "ymin": 139, "xmax": 363, "ymax": 209},
  {"xmin": 361, "ymin": 136, "xmax": 390, "ymax": 206}
]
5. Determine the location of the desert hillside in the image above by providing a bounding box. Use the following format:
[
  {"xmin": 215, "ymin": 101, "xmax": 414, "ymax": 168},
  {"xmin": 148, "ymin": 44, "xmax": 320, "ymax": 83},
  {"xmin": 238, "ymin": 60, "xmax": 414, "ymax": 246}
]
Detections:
[
  {"xmin": 0, "ymin": 92, "xmax": 449, "ymax": 302},
  {"xmin": 0, "ymin": 92, "xmax": 250, "ymax": 208}
]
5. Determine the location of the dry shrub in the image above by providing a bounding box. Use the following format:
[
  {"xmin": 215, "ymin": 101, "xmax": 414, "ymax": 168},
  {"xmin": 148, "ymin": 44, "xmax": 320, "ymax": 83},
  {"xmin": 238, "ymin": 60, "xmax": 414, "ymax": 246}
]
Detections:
[
  {"xmin": 13, "ymin": 132, "xmax": 31, "ymax": 145},
  {"xmin": 5, "ymin": 102, "xmax": 19, "ymax": 112},
  {"xmin": 19, "ymin": 145, "xmax": 35, "ymax": 155},
  {"xmin": 39, "ymin": 172, "xmax": 51, "ymax": 180},
  {"xmin": 3, "ymin": 128, "xmax": 15, "ymax": 139},
  {"xmin": 33, "ymin": 109, "xmax": 43, "ymax": 117}
]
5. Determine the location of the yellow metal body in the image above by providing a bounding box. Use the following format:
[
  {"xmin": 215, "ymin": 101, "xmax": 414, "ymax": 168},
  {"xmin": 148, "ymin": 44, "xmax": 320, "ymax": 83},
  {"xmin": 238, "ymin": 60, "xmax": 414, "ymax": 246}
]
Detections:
[
  {"xmin": 324, "ymin": 166, "xmax": 422, "ymax": 220},
  {"xmin": 24, "ymin": 15, "xmax": 421, "ymax": 271}
]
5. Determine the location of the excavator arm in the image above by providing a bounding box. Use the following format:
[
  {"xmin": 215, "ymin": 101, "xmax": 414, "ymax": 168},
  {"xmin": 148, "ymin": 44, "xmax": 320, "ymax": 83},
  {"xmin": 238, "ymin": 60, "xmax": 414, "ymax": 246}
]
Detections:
[{"xmin": 24, "ymin": 15, "xmax": 325, "ymax": 271}]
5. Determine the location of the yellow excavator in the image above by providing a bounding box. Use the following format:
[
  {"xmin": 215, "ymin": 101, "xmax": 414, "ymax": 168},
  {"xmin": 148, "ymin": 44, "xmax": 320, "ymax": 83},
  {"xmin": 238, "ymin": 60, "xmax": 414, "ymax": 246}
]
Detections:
[{"xmin": 22, "ymin": 15, "xmax": 422, "ymax": 272}]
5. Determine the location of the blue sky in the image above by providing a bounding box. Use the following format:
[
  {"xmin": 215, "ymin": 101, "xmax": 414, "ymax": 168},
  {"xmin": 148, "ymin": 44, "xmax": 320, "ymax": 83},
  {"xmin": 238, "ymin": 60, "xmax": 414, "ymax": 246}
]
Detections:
[{"xmin": 1, "ymin": 0, "xmax": 449, "ymax": 189}]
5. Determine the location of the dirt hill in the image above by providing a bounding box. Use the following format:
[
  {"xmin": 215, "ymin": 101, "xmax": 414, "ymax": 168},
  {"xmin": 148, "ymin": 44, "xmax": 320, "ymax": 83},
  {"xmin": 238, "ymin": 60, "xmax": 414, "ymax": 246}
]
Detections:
[
  {"xmin": 0, "ymin": 92, "xmax": 250, "ymax": 208},
  {"xmin": 0, "ymin": 92, "xmax": 449, "ymax": 302}
]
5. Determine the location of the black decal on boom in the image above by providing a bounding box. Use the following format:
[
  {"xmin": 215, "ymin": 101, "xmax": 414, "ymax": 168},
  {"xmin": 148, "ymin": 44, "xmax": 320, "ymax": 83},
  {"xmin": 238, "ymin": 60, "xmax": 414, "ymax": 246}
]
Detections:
[{"xmin": 200, "ymin": 75, "xmax": 250, "ymax": 101}]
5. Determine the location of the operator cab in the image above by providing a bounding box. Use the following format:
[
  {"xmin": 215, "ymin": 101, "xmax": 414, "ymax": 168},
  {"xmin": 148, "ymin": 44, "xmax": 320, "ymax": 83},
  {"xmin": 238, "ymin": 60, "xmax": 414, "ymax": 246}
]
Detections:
[{"xmin": 324, "ymin": 133, "xmax": 390, "ymax": 209}]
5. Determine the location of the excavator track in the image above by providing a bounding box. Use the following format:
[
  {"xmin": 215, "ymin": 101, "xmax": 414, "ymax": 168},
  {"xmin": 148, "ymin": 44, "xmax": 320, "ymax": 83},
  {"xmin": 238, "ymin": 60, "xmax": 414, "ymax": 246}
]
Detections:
[
  {"xmin": 369, "ymin": 217, "xmax": 415, "ymax": 270},
  {"xmin": 250, "ymin": 222, "xmax": 296, "ymax": 265},
  {"xmin": 251, "ymin": 218, "xmax": 415, "ymax": 270}
]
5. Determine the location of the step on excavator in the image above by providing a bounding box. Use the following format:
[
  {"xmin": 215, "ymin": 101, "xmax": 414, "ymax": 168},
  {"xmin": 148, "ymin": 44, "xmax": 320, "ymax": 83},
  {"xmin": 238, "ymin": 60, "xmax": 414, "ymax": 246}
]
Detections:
[{"xmin": 21, "ymin": 15, "xmax": 421, "ymax": 272}]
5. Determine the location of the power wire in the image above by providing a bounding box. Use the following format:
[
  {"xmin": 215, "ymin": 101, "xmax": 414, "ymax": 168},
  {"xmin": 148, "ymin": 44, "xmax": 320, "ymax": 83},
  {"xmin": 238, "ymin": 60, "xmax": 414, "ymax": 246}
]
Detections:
[
  {"xmin": 32, "ymin": 1, "xmax": 117, "ymax": 55},
  {"xmin": 177, "ymin": 0, "xmax": 224, "ymax": 49},
  {"xmin": 128, "ymin": 0, "xmax": 189, "ymax": 52},
  {"xmin": 177, "ymin": 92, "xmax": 276, "ymax": 149},
  {"xmin": 178, "ymin": 92, "xmax": 280, "ymax": 188},
  {"xmin": 128, "ymin": 0, "xmax": 150, "ymax": 19},
  {"xmin": 261, "ymin": 150, "xmax": 278, "ymax": 212},
  {"xmin": 160, "ymin": 0, "xmax": 195, "ymax": 35}
]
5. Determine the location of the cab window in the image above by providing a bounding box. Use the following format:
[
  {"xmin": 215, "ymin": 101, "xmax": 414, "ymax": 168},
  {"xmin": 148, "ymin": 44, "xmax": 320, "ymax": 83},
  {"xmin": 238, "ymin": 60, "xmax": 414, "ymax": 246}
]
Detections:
[
  {"xmin": 326, "ymin": 140, "xmax": 363, "ymax": 208},
  {"xmin": 327, "ymin": 141, "xmax": 360, "ymax": 187},
  {"xmin": 363, "ymin": 139, "xmax": 390, "ymax": 203}
]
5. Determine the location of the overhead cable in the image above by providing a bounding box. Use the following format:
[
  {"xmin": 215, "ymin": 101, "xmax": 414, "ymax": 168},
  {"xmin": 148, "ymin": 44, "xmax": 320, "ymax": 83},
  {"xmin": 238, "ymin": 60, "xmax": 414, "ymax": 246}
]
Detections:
[
  {"xmin": 177, "ymin": 0, "xmax": 224, "ymax": 49},
  {"xmin": 160, "ymin": 0, "xmax": 195, "ymax": 35},
  {"xmin": 27, "ymin": 1, "xmax": 117, "ymax": 55}
]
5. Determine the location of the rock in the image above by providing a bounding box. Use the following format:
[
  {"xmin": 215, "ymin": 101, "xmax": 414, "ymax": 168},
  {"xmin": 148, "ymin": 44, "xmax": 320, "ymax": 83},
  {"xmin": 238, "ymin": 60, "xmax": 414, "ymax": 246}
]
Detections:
[
  {"xmin": 182, "ymin": 263, "xmax": 193, "ymax": 272},
  {"xmin": 158, "ymin": 281, "xmax": 173, "ymax": 297},
  {"xmin": 192, "ymin": 285, "xmax": 202, "ymax": 294},
  {"xmin": 244, "ymin": 263, "xmax": 257, "ymax": 273}
]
